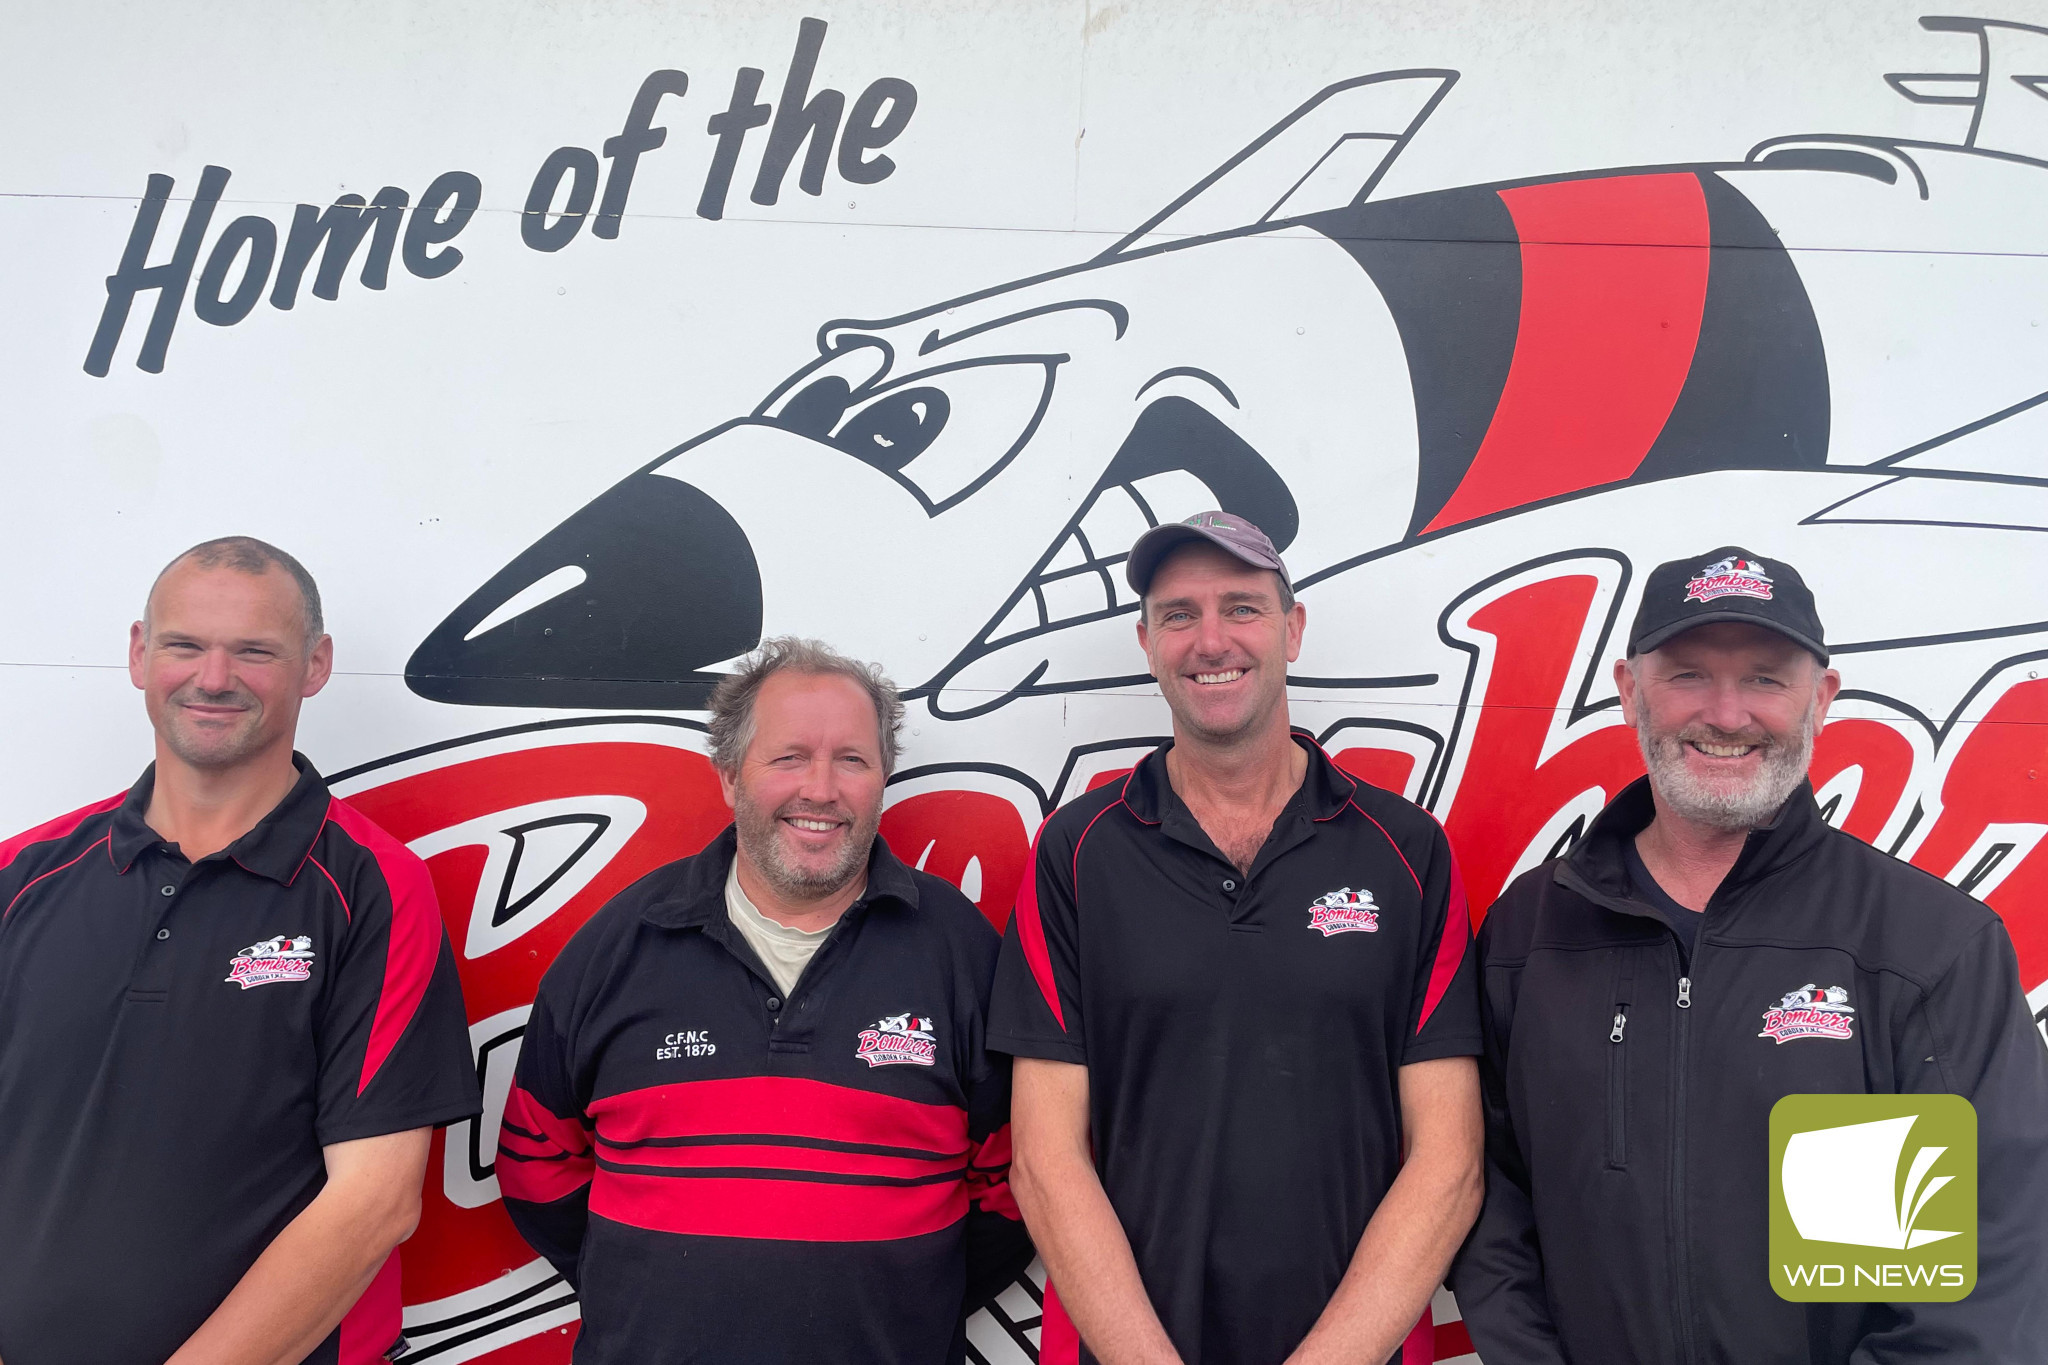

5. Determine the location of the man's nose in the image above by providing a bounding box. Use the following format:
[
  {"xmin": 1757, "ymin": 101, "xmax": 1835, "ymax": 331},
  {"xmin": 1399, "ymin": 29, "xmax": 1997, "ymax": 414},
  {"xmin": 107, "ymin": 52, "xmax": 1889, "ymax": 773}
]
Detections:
[
  {"xmin": 796, "ymin": 756, "xmax": 841, "ymax": 803},
  {"xmin": 1699, "ymin": 677, "xmax": 1753, "ymax": 733},
  {"xmin": 197, "ymin": 646, "xmax": 234, "ymax": 693},
  {"xmin": 1192, "ymin": 610, "xmax": 1232, "ymax": 659}
]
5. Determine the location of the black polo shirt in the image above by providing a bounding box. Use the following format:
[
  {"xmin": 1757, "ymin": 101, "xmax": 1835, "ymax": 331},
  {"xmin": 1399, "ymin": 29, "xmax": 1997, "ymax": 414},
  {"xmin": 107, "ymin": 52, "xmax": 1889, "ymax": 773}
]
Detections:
[
  {"xmin": 988, "ymin": 732, "xmax": 1482, "ymax": 1365},
  {"xmin": 0, "ymin": 757, "xmax": 480, "ymax": 1365},
  {"xmin": 497, "ymin": 826, "xmax": 1031, "ymax": 1365}
]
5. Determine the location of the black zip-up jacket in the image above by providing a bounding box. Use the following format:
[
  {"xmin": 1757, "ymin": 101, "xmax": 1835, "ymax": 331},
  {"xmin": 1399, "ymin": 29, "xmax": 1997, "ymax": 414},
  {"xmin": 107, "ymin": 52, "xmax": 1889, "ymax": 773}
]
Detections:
[{"xmin": 1451, "ymin": 778, "xmax": 2048, "ymax": 1364}]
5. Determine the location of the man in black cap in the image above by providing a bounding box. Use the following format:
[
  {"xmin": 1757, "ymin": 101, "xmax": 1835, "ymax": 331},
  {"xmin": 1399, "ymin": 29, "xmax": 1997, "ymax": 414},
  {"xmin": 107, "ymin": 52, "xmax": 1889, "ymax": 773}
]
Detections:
[
  {"xmin": 1452, "ymin": 546, "xmax": 2048, "ymax": 1363},
  {"xmin": 991, "ymin": 511, "xmax": 1484, "ymax": 1365}
]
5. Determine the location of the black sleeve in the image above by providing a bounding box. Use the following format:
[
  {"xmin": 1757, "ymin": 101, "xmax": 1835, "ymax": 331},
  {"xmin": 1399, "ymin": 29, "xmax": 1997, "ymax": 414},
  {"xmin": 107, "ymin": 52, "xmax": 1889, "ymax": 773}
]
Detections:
[
  {"xmin": 960, "ymin": 911, "xmax": 1036, "ymax": 1313},
  {"xmin": 1449, "ymin": 912, "xmax": 1572, "ymax": 1365},
  {"xmin": 1848, "ymin": 916, "xmax": 2048, "ymax": 1363},
  {"xmin": 497, "ymin": 971, "xmax": 597, "ymax": 1287},
  {"xmin": 986, "ymin": 818, "xmax": 1086, "ymax": 1065},
  {"xmin": 315, "ymin": 845, "xmax": 480, "ymax": 1145},
  {"xmin": 1404, "ymin": 818, "xmax": 1484, "ymax": 1063}
]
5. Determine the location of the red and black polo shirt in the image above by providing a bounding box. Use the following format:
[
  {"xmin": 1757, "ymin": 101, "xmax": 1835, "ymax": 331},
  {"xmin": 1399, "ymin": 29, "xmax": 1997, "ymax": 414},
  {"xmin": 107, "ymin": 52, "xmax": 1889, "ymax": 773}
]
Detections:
[
  {"xmin": 0, "ymin": 757, "xmax": 480, "ymax": 1365},
  {"xmin": 497, "ymin": 826, "xmax": 1031, "ymax": 1365},
  {"xmin": 988, "ymin": 732, "xmax": 1482, "ymax": 1365}
]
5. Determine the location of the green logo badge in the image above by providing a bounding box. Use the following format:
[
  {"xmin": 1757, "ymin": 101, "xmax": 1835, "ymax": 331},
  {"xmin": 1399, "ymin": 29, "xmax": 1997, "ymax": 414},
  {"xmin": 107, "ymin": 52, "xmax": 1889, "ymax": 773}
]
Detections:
[{"xmin": 1770, "ymin": 1094, "xmax": 1976, "ymax": 1302}]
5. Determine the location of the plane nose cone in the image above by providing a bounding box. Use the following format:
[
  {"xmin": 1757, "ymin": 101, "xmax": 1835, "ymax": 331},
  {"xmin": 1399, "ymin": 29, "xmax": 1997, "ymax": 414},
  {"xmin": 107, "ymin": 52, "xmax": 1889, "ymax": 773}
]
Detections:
[{"xmin": 406, "ymin": 474, "xmax": 763, "ymax": 709}]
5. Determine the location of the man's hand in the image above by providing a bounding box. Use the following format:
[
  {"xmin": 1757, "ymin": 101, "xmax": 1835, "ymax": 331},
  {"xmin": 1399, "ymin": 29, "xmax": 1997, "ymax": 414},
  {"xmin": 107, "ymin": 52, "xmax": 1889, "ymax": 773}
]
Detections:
[
  {"xmin": 1011, "ymin": 1058, "xmax": 1185, "ymax": 1365},
  {"xmin": 1284, "ymin": 1056, "xmax": 1484, "ymax": 1365},
  {"xmin": 165, "ymin": 1128, "xmax": 432, "ymax": 1365}
]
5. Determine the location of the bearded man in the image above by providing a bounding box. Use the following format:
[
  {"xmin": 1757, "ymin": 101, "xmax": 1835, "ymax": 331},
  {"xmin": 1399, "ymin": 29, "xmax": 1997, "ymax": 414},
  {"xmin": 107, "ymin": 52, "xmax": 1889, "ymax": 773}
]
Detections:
[
  {"xmin": 1451, "ymin": 547, "xmax": 2048, "ymax": 1364},
  {"xmin": 499, "ymin": 637, "xmax": 1030, "ymax": 1365}
]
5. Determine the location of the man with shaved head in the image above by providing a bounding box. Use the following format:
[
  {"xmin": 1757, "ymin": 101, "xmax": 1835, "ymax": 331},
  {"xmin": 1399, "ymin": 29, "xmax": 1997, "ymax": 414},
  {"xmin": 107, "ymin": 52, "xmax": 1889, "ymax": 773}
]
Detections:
[
  {"xmin": 0, "ymin": 537, "xmax": 479, "ymax": 1365},
  {"xmin": 1453, "ymin": 546, "xmax": 2048, "ymax": 1364}
]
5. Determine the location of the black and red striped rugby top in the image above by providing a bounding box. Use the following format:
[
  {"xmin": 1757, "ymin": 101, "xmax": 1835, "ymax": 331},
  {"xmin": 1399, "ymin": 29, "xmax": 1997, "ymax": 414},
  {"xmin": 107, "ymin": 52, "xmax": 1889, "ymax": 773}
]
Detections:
[
  {"xmin": 499, "ymin": 826, "xmax": 1030, "ymax": 1364},
  {"xmin": 0, "ymin": 756, "xmax": 480, "ymax": 1365},
  {"xmin": 988, "ymin": 733, "xmax": 1482, "ymax": 1365}
]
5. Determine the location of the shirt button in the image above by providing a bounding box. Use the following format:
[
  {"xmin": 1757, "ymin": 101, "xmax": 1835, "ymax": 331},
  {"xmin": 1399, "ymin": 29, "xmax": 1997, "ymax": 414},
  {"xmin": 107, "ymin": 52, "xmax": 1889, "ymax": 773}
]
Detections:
[
  {"xmin": 156, "ymin": 928, "xmax": 170, "ymax": 940},
  {"xmin": 159, "ymin": 885, "xmax": 176, "ymax": 897},
  {"xmin": 1222, "ymin": 878, "xmax": 1237, "ymax": 892},
  {"xmin": 765, "ymin": 996, "xmax": 783, "ymax": 1012}
]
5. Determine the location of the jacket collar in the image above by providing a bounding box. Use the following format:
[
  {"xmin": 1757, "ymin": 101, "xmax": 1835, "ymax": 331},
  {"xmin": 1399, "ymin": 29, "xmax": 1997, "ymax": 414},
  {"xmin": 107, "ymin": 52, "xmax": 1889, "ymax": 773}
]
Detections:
[
  {"xmin": 109, "ymin": 753, "xmax": 332, "ymax": 884},
  {"xmin": 641, "ymin": 823, "xmax": 922, "ymax": 930},
  {"xmin": 1121, "ymin": 728, "xmax": 1357, "ymax": 828},
  {"xmin": 1557, "ymin": 774, "xmax": 1829, "ymax": 912}
]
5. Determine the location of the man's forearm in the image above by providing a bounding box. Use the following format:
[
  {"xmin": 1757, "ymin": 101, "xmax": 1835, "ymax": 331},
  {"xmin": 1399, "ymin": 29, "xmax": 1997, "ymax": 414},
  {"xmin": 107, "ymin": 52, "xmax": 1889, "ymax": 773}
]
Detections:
[
  {"xmin": 1013, "ymin": 1142, "xmax": 1183, "ymax": 1365},
  {"xmin": 1287, "ymin": 1143, "xmax": 1482, "ymax": 1365},
  {"xmin": 166, "ymin": 1131, "xmax": 427, "ymax": 1365}
]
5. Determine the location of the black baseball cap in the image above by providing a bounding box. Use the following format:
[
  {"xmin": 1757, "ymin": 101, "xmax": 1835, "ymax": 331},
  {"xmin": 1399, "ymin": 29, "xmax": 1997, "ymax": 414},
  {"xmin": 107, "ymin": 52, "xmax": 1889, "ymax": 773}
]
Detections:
[
  {"xmin": 1125, "ymin": 511, "xmax": 1290, "ymax": 596},
  {"xmin": 1628, "ymin": 546, "xmax": 1828, "ymax": 663}
]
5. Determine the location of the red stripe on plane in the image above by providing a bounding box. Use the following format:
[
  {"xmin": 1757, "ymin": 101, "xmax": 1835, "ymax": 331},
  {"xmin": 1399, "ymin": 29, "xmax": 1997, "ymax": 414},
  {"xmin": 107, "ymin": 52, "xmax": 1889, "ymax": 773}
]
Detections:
[
  {"xmin": 1013, "ymin": 817, "xmax": 1067, "ymax": 1030},
  {"xmin": 1421, "ymin": 172, "xmax": 1711, "ymax": 533},
  {"xmin": 591, "ymin": 1167, "xmax": 968, "ymax": 1243},
  {"xmin": 327, "ymin": 799, "xmax": 446, "ymax": 1096},
  {"xmin": 588, "ymin": 1076, "xmax": 967, "ymax": 1156},
  {"xmin": 0, "ymin": 792, "xmax": 125, "ymax": 874}
]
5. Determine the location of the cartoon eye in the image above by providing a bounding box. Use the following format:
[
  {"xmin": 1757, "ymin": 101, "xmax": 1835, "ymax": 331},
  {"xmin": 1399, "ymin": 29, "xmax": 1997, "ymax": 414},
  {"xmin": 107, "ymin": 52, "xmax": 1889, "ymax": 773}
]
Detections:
[
  {"xmin": 758, "ymin": 341, "xmax": 890, "ymax": 436},
  {"xmin": 830, "ymin": 357, "xmax": 1059, "ymax": 513}
]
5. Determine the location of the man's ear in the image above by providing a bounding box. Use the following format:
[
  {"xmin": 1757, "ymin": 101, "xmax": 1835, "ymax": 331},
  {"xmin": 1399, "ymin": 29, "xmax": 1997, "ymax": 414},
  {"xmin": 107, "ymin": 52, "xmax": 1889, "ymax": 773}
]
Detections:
[
  {"xmin": 1614, "ymin": 656, "xmax": 1639, "ymax": 727},
  {"xmin": 128, "ymin": 620, "xmax": 148, "ymax": 690},
  {"xmin": 1813, "ymin": 665, "xmax": 1843, "ymax": 728},
  {"xmin": 1136, "ymin": 613, "xmax": 1157, "ymax": 679},
  {"xmin": 302, "ymin": 635, "xmax": 335, "ymax": 697},
  {"xmin": 1283, "ymin": 601, "xmax": 1306, "ymax": 665},
  {"xmin": 717, "ymin": 767, "xmax": 739, "ymax": 812}
]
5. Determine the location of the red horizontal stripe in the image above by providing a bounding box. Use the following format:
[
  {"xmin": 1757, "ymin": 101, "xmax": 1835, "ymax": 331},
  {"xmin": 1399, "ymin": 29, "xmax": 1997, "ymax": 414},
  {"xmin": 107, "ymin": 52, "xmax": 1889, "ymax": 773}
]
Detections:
[
  {"xmin": 498, "ymin": 1148, "xmax": 595, "ymax": 1204},
  {"xmin": 967, "ymin": 1123, "xmax": 1019, "ymax": 1220},
  {"xmin": 591, "ymin": 1167, "xmax": 966, "ymax": 1242},
  {"xmin": 497, "ymin": 1082, "xmax": 595, "ymax": 1203},
  {"xmin": 592, "ymin": 1139, "xmax": 966, "ymax": 1182},
  {"xmin": 589, "ymin": 1077, "xmax": 966, "ymax": 1156}
]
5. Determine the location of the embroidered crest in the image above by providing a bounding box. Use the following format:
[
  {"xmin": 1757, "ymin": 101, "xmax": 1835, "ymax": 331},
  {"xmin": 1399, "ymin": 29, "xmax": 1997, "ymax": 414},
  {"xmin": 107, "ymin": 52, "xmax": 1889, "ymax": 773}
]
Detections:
[
  {"xmin": 1685, "ymin": 555, "xmax": 1775, "ymax": 603},
  {"xmin": 856, "ymin": 1013, "xmax": 938, "ymax": 1067},
  {"xmin": 1758, "ymin": 983, "xmax": 1856, "ymax": 1043},
  {"xmin": 225, "ymin": 934, "xmax": 315, "ymax": 989},
  {"xmin": 1307, "ymin": 887, "xmax": 1380, "ymax": 936}
]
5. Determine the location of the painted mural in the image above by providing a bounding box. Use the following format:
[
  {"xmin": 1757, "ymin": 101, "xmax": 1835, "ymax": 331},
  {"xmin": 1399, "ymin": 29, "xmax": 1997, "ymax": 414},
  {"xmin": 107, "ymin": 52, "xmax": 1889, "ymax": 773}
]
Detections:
[{"xmin": 9, "ymin": 6, "xmax": 2048, "ymax": 1362}]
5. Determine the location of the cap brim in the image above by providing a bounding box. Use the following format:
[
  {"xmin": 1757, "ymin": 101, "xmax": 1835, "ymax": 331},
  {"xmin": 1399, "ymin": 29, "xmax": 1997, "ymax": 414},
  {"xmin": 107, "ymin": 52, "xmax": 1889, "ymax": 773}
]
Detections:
[
  {"xmin": 1125, "ymin": 523, "xmax": 1289, "ymax": 595},
  {"xmin": 1632, "ymin": 612, "xmax": 1828, "ymax": 664}
]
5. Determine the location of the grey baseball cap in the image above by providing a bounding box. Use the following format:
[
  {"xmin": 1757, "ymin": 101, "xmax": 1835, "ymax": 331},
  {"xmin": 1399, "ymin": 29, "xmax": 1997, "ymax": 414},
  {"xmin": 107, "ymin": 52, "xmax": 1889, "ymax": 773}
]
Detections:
[{"xmin": 1125, "ymin": 510, "xmax": 1290, "ymax": 596}]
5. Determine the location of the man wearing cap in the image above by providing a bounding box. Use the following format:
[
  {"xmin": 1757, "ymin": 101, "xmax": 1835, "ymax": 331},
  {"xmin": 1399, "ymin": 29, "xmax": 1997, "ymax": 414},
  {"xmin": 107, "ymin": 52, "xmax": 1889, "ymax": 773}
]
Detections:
[
  {"xmin": 1451, "ymin": 546, "xmax": 2048, "ymax": 1363},
  {"xmin": 991, "ymin": 511, "xmax": 1484, "ymax": 1365}
]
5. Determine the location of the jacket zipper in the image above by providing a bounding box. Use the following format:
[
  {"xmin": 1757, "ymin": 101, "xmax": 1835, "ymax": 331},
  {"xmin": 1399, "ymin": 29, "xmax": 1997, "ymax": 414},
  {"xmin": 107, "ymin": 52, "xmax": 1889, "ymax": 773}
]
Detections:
[
  {"xmin": 1670, "ymin": 962, "xmax": 1696, "ymax": 1364},
  {"xmin": 1606, "ymin": 957, "xmax": 1635, "ymax": 1169}
]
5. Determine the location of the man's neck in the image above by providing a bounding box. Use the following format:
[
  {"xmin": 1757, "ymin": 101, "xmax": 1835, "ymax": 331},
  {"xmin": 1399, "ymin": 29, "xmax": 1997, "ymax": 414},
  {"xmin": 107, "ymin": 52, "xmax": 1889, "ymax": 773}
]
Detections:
[
  {"xmin": 1632, "ymin": 801, "xmax": 1751, "ymax": 913},
  {"xmin": 143, "ymin": 742, "xmax": 302, "ymax": 863},
  {"xmin": 734, "ymin": 847, "xmax": 867, "ymax": 934},
  {"xmin": 1164, "ymin": 720, "xmax": 1307, "ymax": 873}
]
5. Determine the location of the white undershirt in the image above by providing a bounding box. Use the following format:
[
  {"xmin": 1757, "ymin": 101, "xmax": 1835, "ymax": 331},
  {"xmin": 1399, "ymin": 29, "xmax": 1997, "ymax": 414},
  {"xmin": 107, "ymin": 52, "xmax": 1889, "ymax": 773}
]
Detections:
[{"xmin": 725, "ymin": 860, "xmax": 834, "ymax": 997}]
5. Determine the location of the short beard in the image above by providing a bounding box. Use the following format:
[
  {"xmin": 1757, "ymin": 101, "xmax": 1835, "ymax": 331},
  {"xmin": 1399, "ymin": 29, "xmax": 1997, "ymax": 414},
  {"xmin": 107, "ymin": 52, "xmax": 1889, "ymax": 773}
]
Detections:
[
  {"xmin": 1636, "ymin": 698, "xmax": 1818, "ymax": 832},
  {"xmin": 732, "ymin": 787, "xmax": 879, "ymax": 903},
  {"xmin": 159, "ymin": 684, "xmax": 266, "ymax": 769}
]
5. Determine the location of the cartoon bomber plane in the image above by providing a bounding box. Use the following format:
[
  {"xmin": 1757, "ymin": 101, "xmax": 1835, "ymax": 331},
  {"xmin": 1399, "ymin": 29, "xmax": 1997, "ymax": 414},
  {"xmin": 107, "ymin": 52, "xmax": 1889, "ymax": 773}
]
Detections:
[{"xmin": 408, "ymin": 15, "xmax": 2048, "ymax": 720}]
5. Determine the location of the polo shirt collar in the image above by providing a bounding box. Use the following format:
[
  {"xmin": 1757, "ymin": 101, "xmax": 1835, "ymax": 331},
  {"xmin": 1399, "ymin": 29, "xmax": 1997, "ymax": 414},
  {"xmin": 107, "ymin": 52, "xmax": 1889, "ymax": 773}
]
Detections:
[
  {"xmin": 642, "ymin": 823, "xmax": 923, "ymax": 930},
  {"xmin": 108, "ymin": 753, "xmax": 333, "ymax": 884},
  {"xmin": 1120, "ymin": 728, "xmax": 1358, "ymax": 827}
]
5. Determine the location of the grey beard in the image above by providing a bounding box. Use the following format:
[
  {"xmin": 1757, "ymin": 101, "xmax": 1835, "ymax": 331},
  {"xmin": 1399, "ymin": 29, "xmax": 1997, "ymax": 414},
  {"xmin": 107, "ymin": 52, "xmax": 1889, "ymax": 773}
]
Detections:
[
  {"xmin": 733, "ymin": 789, "xmax": 877, "ymax": 902},
  {"xmin": 1636, "ymin": 701, "xmax": 1817, "ymax": 832}
]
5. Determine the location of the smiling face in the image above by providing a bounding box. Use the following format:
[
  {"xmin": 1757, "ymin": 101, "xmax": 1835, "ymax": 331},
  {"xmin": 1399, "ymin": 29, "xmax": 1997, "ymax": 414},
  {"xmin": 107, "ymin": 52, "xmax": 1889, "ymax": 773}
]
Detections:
[
  {"xmin": 1138, "ymin": 541, "xmax": 1306, "ymax": 748},
  {"xmin": 718, "ymin": 670, "xmax": 888, "ymax": 904},
  {"xmin": 1617, "ymin": 621, "xmax": 1841, "ymax": 831},
  {"xmin": 129, "ymin": 560, "xmax": 332, "ymax": 772}
]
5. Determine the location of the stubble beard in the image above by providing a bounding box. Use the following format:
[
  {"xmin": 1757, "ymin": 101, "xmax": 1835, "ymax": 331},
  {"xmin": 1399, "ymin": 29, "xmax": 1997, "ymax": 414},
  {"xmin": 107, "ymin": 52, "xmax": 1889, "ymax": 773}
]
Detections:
[
  {"xmin": 733, "ymin": 785, "xmax": 880, "ymax": 903},
  {"xmin": 1636, "ymin": 698, "xmax": 1818, "ymax": 831},
  {"xmin": 159, "ymin": 683, "xmax": 268, "ymax": 769}
]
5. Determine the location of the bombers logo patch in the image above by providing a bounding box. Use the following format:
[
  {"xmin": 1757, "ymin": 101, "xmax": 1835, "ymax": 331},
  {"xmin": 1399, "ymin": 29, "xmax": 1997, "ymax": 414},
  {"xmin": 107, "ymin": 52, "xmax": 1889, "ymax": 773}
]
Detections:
[
  {"xmin": 225, "ymin": 934, "xmax": 315, "ymax": 989},
  {"xmin": 1307, "ymin": 886, "xmax": 1380, "ymax": 936},
  {"xmin": 856, "ymin": 1012, "xmax": 938, "ymax": 1068},
  {"xmin": 1759, "ymin": 983, "xmax": 1857, "ymax": 1043},
  {"xmin": 1685, "ymin": 555, "xmax": 1775, "ymax": 603}
]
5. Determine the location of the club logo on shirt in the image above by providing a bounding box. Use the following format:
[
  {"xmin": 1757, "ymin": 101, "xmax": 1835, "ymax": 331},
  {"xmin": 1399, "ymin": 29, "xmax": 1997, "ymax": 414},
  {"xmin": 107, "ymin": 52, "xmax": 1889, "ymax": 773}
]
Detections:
[
  {"xmin": 856, "ymin": 1013, "xmax": 938, "ymax": 1067},
  {"xmin": 1307, "ymin": 886, "xmax": 1380, "ymax": 936},
  {"xmin": 1685, "ymin": 555, "xmax": 1775, "ymax": 603},
  {"xmin": 224, "ymin": 934, "xmax": 315, "ymax": 989},
  {"xmin": 1758, "ymin": 983, "xmax": 1857, "ymax": 1043}
]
